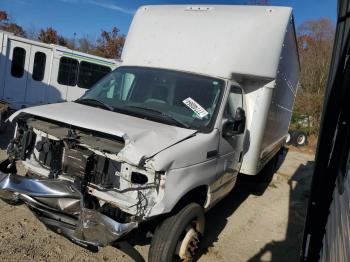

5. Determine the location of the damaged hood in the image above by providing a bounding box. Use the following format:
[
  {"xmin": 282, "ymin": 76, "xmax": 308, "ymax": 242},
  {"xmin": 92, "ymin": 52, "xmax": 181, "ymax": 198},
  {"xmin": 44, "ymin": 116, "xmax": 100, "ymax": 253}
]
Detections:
[{"xmin": 10, "ymin": 102, "xmax": 197, "ymax": 165}]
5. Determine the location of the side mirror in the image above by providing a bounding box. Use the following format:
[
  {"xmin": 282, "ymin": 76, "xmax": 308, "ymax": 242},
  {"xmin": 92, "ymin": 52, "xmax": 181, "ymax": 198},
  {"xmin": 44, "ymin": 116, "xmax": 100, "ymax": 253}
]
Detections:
[{"xmin": 222, "ymin": 107, "xmax": 246, "ymax": 137}]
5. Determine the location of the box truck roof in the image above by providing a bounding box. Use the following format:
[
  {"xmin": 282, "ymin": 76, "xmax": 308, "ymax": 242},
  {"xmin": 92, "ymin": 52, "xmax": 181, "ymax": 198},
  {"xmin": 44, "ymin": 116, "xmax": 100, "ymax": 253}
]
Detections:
[{"xmin": 122, "ymin": 5, "xmax": 294, "ymax": 80}]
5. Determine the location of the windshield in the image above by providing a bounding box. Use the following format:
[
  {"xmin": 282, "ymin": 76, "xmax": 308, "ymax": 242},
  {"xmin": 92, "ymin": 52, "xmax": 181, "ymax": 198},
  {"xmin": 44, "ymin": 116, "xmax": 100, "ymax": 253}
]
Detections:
[{"xmin": 78, "ymin": 66, "xmax": 225, "ymax": 131}]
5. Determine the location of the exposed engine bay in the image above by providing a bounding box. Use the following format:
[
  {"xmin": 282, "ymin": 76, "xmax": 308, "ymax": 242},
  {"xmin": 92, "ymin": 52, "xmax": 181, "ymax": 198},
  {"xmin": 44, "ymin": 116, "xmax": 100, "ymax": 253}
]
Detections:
[{"xmin": 0, "ymin": 116, "xmax": 166, "ymax": 248}]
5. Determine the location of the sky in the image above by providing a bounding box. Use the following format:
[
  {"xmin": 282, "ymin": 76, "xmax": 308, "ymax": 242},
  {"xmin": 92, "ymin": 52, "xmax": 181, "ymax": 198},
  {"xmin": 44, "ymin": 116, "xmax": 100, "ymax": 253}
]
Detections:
[{"xmin": 0, "ymin": 0, "xmax": 337, "ymax": 40}]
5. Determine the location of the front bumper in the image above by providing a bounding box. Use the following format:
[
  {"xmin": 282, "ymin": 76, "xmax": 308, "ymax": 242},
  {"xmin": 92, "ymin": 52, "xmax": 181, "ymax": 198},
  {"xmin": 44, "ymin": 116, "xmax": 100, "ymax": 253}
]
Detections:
[{"xmin": 0, "ymin": 170, "xmax": 138, "ymax": 249}]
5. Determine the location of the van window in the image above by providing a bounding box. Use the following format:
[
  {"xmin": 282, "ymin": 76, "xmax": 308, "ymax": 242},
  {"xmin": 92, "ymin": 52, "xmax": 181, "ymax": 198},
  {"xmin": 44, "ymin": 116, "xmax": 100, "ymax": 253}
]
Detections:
[
  {"xmin": 57, "ymin": 57, "xmax": 79, "ymax": 86},
  {"xmin": 11, "ymin": 47, "xmax": 26, "ymax": 78},
  {"xmin": 32, "ymin": 52, "xmax": 46, "ymax": 81},
  {"xmin": 106, "ymin": 72, "xmax": 135, "ymax": 99},
  {"xmin": 78, "ymin": 61, "xmax": 112, "ymax": 89}
]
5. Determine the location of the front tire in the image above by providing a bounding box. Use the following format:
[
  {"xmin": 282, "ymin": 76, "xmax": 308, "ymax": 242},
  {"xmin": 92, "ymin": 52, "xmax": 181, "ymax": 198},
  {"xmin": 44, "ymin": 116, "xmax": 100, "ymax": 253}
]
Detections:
[{"xmin": 149, "ymin": 203, "xmax": 205, "ymax": 262}]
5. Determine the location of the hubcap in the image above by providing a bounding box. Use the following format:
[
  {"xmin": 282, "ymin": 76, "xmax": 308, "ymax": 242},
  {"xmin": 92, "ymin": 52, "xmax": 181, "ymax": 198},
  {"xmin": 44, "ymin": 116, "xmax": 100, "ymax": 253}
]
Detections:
[{"xmin": 297, "ymin": 135, "xmax": 306, "ymax": 145}]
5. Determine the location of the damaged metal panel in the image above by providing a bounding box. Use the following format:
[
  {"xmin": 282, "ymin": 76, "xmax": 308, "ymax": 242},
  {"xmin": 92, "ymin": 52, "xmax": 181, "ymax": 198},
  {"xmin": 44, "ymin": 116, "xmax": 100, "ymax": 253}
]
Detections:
[
  {"xmin": 27, "ymin": 118, "xmax": 125, "ymax": 154},
  {"xmin": 0, "ymin": 171, "xmax": 138, "ymax": 248},
  {"xmin": 4, "ymin": 114, "xmax": 166, "ymax": 219},
  {"xmin": 0, "ymin": 172, "xmax": 81, "ymax": 200},
  {"xmin": 74, "ymin": 208, "xmax": 137, "ymax": 247},
  {"xmin": 147, "ymin": 159, "xmax": 216, "ymax": 217},
  {"xmin": 9, "ymin": 102, "xmax": 197, "ymax": 166},
  {"xmin": 148, "ymin": 130, "xmax": 220, "ymax": 170}
]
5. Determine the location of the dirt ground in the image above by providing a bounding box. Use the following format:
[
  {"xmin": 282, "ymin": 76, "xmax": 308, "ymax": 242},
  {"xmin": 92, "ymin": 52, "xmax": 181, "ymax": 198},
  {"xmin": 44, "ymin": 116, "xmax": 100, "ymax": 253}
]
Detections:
[{"xmin": 0, "ymin": 126, "xmax": 314, "ymax": 262}]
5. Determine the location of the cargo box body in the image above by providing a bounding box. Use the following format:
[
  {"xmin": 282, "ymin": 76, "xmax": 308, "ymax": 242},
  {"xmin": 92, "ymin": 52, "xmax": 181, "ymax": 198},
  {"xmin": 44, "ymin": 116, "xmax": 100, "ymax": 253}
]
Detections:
[{"xmin": 122, "ymin": 5, "xmax": 300, "ymax": 175}]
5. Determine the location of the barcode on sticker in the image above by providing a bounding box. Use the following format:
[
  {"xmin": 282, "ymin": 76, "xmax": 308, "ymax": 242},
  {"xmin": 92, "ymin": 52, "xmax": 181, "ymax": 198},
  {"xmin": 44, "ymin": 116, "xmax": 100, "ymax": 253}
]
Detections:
[{"xmin": 183, "ymin": 97, "xmax": 208, "ymax": 118}]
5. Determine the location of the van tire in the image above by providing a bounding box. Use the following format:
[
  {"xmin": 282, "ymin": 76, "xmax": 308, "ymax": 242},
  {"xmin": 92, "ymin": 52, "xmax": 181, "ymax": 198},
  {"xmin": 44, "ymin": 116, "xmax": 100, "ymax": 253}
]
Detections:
[
  {"xmin": 148, "ymin": 203, "xmax": 205, "ymax": 262},
  {"xmin": 294, "ymin": 131, "xmax": 308, "ymax": 146}
]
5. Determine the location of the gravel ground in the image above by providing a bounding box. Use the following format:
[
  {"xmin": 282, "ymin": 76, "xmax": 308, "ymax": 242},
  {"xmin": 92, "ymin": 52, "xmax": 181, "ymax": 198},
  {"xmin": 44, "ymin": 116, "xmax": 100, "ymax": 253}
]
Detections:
[{"xmin": 0, "ymin": 126, "xmax": 314, "ymax": 261}]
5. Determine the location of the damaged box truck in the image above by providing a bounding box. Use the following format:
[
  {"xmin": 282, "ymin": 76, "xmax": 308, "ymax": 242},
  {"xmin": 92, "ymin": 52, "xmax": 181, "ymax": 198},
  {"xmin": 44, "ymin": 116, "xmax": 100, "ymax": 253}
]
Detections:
[{"xmin": 0, "ymin": 5, "xmax": 299, "ymax": 261}]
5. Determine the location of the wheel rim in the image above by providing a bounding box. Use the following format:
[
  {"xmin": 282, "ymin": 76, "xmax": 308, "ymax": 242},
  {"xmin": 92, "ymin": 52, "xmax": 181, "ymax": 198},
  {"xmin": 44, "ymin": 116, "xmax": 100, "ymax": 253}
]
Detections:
[
  {"xmin": 297, "ymin": 135, "xmax": 306, "ymax": 145},
  {"xmin": 175, "ymin": 219, "xmax": 203, "ymax": 261},
  {"xmin": 179, "ymin": 226, "xmax": 199, "ymax": 260}
]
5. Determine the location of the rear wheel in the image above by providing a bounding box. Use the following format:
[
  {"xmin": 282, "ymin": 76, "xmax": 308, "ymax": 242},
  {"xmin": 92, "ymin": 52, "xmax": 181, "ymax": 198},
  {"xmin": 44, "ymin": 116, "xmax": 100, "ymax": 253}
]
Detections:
[
  {"xmin": 149, "ymin": 203, "xmax": 205, "ymax": 262},
  {"xmin": 294, "ymin": 131, "xmax": 308, "ymax": 146}
]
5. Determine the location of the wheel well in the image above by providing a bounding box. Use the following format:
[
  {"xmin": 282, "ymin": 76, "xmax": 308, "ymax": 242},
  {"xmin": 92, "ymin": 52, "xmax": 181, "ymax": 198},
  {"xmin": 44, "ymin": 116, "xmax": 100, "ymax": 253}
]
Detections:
[{"xmin": 171, "ymin": 185, "xmax": 208, "ymax": 214}]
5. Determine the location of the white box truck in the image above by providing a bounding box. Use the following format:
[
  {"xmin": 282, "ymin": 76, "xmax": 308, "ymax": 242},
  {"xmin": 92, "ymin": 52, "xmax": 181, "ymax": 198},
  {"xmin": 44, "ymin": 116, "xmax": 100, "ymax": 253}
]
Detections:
[
  {"xmin": 0, "ymin": 5, "xmax": 299, "ymax": 261},
  {"xmin": 0, "ymin": 31, "xmax": 120, "ymax": 126}
]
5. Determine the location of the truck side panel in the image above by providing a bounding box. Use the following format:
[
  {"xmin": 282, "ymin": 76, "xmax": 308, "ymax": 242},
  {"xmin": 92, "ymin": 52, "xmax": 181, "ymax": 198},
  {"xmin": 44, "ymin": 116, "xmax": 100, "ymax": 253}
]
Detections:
[
  {"xmin": 240, "ymin": 18, "xmax": 299, "ymax": 175},
  {"xmin": 260, "ymin": 19, "xmax": 299, "ymax": 161},
  {"xmin": 239, "ymin": 79, "xmax": 275, "ymax": 175}
]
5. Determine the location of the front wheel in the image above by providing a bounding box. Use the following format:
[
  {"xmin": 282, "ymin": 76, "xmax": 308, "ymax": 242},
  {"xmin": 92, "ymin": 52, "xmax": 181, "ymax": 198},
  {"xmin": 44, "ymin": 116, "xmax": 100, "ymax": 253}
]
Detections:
[{"xmin": 149, "ymin": 203, "xmax": 205, "ymax": 262}]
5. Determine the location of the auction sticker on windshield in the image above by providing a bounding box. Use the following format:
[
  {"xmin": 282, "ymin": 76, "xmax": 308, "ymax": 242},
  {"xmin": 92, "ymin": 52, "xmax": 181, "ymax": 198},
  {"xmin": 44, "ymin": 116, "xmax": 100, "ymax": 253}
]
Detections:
[{"xmin": 183, "ymin": 97, "xmax": 209, "ymax": 118}]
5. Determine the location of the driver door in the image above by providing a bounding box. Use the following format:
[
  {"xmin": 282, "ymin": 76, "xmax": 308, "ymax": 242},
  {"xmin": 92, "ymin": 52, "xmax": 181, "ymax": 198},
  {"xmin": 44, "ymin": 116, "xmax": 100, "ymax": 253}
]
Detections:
[{"xmin": 214, "ymin": 86, "xmax": 246, "ymax": 203}]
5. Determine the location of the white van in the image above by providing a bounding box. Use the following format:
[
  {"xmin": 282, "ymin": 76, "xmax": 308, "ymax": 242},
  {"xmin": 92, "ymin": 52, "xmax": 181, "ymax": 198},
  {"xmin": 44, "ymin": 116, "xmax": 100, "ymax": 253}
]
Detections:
[
  {"xmin": 0, "ymin": 31, "xmax": 120, "ymax": 110},
  {"xmin": 0, "ymin": 5, "xmax": 299, "ymax": 261}
]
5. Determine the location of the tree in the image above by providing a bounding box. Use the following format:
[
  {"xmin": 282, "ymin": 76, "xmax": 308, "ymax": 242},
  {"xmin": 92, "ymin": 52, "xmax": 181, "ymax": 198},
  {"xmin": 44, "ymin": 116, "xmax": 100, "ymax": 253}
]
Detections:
[
  {"xmin": 78, "ymin": 36, "xmax": 96, "ymax": 53},
  {"xmin": 94, "ymin": 27, "xmax": 125, "ymax": 58},
  {"xmin": 0, "ymin": 10, "xmax": 26, "ymax": 37},
  {"xmin": 38, "ymin": 27, "xmax": 70, "ymax": 47},
  {"xmin": 293, "ymin": 18, "xmax": 335, "ymax": 134},
  {"xmin": 63, "ymin": 37, "xmax": 76, "ymax": 50},
  {"xmin": 0, "ymin": 10, "xmax": 9, "ymax": 24},
  {"xmin": 25, "ymin": 25, "xmax": 39, "ymax": 40},
  {"xmin": 1, "ymin": 23, "xmax": 26, "ymax": 36},
  {"xmin": 38, "ymin": 27, "xmax": 59, "ymax": 44},
  {"xmin": 58, "ymin": 35, "xmax": 69, "ymax": 47}
]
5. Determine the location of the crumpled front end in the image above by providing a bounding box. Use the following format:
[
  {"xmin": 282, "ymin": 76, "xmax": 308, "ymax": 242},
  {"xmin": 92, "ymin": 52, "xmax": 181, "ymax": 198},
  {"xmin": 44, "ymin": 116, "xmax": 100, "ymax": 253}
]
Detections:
[
  {"xmin": 0, "ymin": 169, "xmax": 137, "ymax": 249},
  {"xmin": 0, "ymin": 114, "xmax": 171, "ymax": 249}
]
